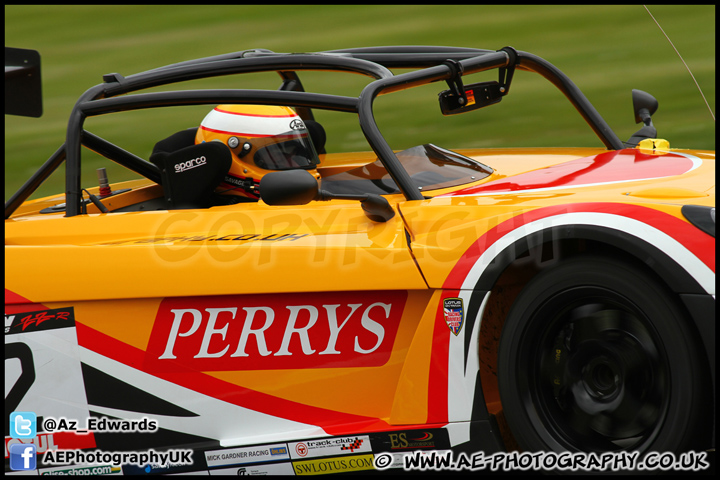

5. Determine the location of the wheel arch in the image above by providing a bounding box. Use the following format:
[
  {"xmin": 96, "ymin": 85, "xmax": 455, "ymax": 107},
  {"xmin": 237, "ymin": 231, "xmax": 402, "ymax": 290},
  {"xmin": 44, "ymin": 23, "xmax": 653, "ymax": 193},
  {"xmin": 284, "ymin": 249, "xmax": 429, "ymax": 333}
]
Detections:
[
  {"xmin": 474, "ymin": 224, "xmax": 715, "ymax": 450},
  {"xmin": 474, "ymin": 223, "xmax": 710, "ymax": 296}
]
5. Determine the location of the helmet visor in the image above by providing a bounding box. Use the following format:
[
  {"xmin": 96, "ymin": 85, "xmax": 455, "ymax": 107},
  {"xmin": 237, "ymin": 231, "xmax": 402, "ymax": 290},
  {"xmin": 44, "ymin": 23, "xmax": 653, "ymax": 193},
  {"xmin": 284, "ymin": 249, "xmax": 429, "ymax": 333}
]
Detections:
[{"xmin": 254, "ymin": 130, "xmax": 320, "ymax": 171}]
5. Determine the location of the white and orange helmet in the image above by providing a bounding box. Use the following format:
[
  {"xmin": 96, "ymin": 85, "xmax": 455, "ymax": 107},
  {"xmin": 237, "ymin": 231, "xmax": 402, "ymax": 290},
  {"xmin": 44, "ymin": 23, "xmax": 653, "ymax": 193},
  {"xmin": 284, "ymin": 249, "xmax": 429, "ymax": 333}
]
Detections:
[{"xmin": 196, "ymin": 105, "xmax": 320, "ymax": 199}]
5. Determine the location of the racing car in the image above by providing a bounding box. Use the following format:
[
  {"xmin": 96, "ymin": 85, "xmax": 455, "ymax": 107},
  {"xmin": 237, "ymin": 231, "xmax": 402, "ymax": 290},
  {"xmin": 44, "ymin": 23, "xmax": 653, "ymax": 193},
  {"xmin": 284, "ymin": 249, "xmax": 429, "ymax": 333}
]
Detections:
[{"xmin": 5, "ymin": 45, "xmax": 715, "ymax": 474}]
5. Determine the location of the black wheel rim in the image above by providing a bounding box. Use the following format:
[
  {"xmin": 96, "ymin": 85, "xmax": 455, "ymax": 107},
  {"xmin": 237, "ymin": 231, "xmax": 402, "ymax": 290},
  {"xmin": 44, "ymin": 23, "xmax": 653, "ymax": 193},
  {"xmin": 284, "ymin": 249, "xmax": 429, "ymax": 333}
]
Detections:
[{"xmin": 518, "ymin": 286, "xmax": 669, "ymax": 452}]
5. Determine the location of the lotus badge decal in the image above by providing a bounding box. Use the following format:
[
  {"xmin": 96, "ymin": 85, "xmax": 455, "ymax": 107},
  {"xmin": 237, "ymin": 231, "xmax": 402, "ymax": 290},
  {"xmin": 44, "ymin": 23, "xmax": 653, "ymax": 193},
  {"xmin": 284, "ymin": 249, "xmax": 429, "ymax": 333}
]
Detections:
[{"xmin": 443, "ymin": 298, "xmax": 464, "ymax": 336}]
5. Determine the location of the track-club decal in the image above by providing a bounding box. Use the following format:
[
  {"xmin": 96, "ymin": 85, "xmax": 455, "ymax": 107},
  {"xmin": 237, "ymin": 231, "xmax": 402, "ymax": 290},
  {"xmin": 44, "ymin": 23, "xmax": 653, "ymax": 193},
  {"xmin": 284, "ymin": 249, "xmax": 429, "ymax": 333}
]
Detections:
[{"xmin": 145, "ymin": 291, "xmax": 407, "ymax": 372}]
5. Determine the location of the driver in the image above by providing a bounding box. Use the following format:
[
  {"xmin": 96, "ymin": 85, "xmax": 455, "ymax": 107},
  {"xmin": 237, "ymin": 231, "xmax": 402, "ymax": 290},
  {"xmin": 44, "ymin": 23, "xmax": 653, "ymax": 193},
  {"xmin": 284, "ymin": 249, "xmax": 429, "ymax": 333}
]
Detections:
[{"xmin": 195, "ymin": 104, "xmax": 321, "ymax": 201}]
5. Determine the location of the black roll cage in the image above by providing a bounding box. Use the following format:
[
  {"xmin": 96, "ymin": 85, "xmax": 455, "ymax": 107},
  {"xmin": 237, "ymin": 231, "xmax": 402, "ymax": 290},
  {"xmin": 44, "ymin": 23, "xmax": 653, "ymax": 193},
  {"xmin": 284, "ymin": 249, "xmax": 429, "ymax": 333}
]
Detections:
[{"xmin": 5, "ymin": 46, "xmax": 624, "ymax": 219}]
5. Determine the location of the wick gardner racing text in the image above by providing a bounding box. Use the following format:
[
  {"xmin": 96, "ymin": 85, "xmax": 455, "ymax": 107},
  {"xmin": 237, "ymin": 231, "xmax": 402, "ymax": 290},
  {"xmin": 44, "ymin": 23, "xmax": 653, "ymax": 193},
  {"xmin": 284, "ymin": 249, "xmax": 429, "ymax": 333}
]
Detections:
[{"xmin": 373, "ymin": 450, "xmax": 710, "ymax": 472}]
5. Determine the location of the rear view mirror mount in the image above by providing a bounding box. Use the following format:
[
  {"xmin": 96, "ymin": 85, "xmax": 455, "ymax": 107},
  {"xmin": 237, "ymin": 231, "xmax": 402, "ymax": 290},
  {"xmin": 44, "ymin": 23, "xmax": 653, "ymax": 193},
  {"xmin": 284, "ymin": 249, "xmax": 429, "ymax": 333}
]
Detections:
[
  {"xmin": 439, "ymin": 80, "xmax": 504, "ymax": 115},
  {"xmin": 438, "ymin": 50, "xmax": 516, "ymax": 116}
]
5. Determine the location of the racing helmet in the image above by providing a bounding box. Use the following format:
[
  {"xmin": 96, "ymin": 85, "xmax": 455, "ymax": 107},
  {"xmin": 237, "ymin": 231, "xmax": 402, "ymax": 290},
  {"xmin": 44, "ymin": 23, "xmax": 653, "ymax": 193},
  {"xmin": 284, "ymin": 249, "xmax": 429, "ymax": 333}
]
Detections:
[{"xmin": 195, "ymin": 104, "xmax": 320, "ymax": 199}]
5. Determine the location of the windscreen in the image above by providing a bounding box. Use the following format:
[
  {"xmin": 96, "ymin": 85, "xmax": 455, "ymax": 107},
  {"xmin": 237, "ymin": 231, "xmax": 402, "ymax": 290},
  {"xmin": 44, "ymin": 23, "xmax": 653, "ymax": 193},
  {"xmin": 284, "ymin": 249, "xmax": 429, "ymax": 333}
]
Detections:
[{"xmin": 321, "ymin": 144, "xmax": 492, "ymax": 195}]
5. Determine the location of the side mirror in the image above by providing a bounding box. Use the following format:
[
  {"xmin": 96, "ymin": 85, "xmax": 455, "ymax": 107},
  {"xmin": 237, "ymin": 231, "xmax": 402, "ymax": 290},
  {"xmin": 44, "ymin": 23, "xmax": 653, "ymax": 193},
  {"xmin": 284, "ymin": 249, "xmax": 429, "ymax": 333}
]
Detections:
[
  {"xmin": 357, "ymin": 194, "xmax": 396, "ymax": 223},
  {"xmin": 260, "ymin": 170, "xmax": 396, "ymax": 222},
  {"xmin": 625, "ymin": 90, "xmax": 659, "ymax": 147},
  {"xmin": 259, "ymin": 169, "xmax": 318, "ymax": 206},
  {"xmin": 632, "ymin": 89, "xmax": 658, "ymax": 126}
]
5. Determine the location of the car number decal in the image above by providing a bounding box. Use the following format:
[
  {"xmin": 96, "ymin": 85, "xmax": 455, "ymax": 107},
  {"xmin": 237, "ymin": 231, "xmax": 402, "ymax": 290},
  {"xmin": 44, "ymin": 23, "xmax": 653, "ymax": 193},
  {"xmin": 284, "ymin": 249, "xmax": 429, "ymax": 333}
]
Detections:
[{"xmin": 4, "ymin": 308, "xmax": 97, "ymax": 457}]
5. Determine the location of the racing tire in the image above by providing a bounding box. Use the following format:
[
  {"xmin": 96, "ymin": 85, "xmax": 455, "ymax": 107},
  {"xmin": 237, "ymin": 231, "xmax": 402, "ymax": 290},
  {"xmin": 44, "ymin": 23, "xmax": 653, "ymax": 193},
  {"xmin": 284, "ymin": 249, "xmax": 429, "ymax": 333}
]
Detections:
[{"xmin": 497, "ymin": 254, "xmax": 708, "ymax": 454}]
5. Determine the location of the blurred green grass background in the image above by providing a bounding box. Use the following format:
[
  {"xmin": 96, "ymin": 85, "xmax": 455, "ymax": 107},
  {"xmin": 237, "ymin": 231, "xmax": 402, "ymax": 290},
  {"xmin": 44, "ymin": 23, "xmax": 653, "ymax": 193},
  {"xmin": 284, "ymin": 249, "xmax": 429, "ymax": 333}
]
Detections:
[{"xmin": 5, "ymin": 5, "xmax": 715, "ymax": 201}]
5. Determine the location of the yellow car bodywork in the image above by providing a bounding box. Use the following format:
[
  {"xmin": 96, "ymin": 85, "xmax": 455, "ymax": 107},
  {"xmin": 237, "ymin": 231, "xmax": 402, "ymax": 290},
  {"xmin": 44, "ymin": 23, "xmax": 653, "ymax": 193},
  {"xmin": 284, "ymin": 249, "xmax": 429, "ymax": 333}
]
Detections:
[
  {"xmin": 6, "ymin": 145, "xmax": 714, "ymax": 438},
  {"xmin": 5, "ymin": 46, "xmax": 715, "ymax": 473}
]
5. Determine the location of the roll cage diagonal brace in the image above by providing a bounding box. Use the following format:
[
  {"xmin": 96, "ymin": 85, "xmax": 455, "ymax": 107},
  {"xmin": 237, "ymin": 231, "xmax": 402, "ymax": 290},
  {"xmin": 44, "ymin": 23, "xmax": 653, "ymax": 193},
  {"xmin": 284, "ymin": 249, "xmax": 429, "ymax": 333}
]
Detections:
[
  {"xmin": 61, "ymin": 55, "xmax": 391, "ymax": 218},
  {"xmin": 5, "ymin": 47, "xmax": 624, "ymax": 219},
  {"xmin": 354, "ymin": 47, "xmax": 625, "ymax": 202},
  {"xmin": 514, "ymin": 51, "xmax": 623, "ymax": 150},
  {"xmin": 64, "ymin": 90, "xmax": 361, "ymax": 217},
  {"xmin": 357, "ymin": 50, "xmax": 514, "ymax": 201}
]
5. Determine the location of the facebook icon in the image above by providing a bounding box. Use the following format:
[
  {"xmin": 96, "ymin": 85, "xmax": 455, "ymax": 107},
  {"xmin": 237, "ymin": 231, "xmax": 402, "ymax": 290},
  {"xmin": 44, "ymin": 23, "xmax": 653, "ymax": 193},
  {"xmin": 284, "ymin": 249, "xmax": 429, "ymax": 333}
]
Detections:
[{"xmin": 10, "ymin": 444, "xmax": 37, "ymax": 471}]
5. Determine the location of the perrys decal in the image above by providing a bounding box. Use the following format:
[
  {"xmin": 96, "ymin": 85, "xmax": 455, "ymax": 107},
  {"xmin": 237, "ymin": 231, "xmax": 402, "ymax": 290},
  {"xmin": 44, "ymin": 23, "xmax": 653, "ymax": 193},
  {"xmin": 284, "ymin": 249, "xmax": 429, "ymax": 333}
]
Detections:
[
  {"xmin": 145, "ymin": 291, "xmax": 407, "ymax": 371},
  {"xmin": 443, "ymin": 298, "xmax": 463, "ymax": 336}
]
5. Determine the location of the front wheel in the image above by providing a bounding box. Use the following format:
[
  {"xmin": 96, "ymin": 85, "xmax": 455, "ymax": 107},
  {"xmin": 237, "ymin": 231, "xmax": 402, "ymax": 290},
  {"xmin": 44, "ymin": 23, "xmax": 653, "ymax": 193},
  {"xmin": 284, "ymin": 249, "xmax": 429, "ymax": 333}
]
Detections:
[{"xmin": 497, "ymin": 255, "xmax": 708, "ymax": 454}]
